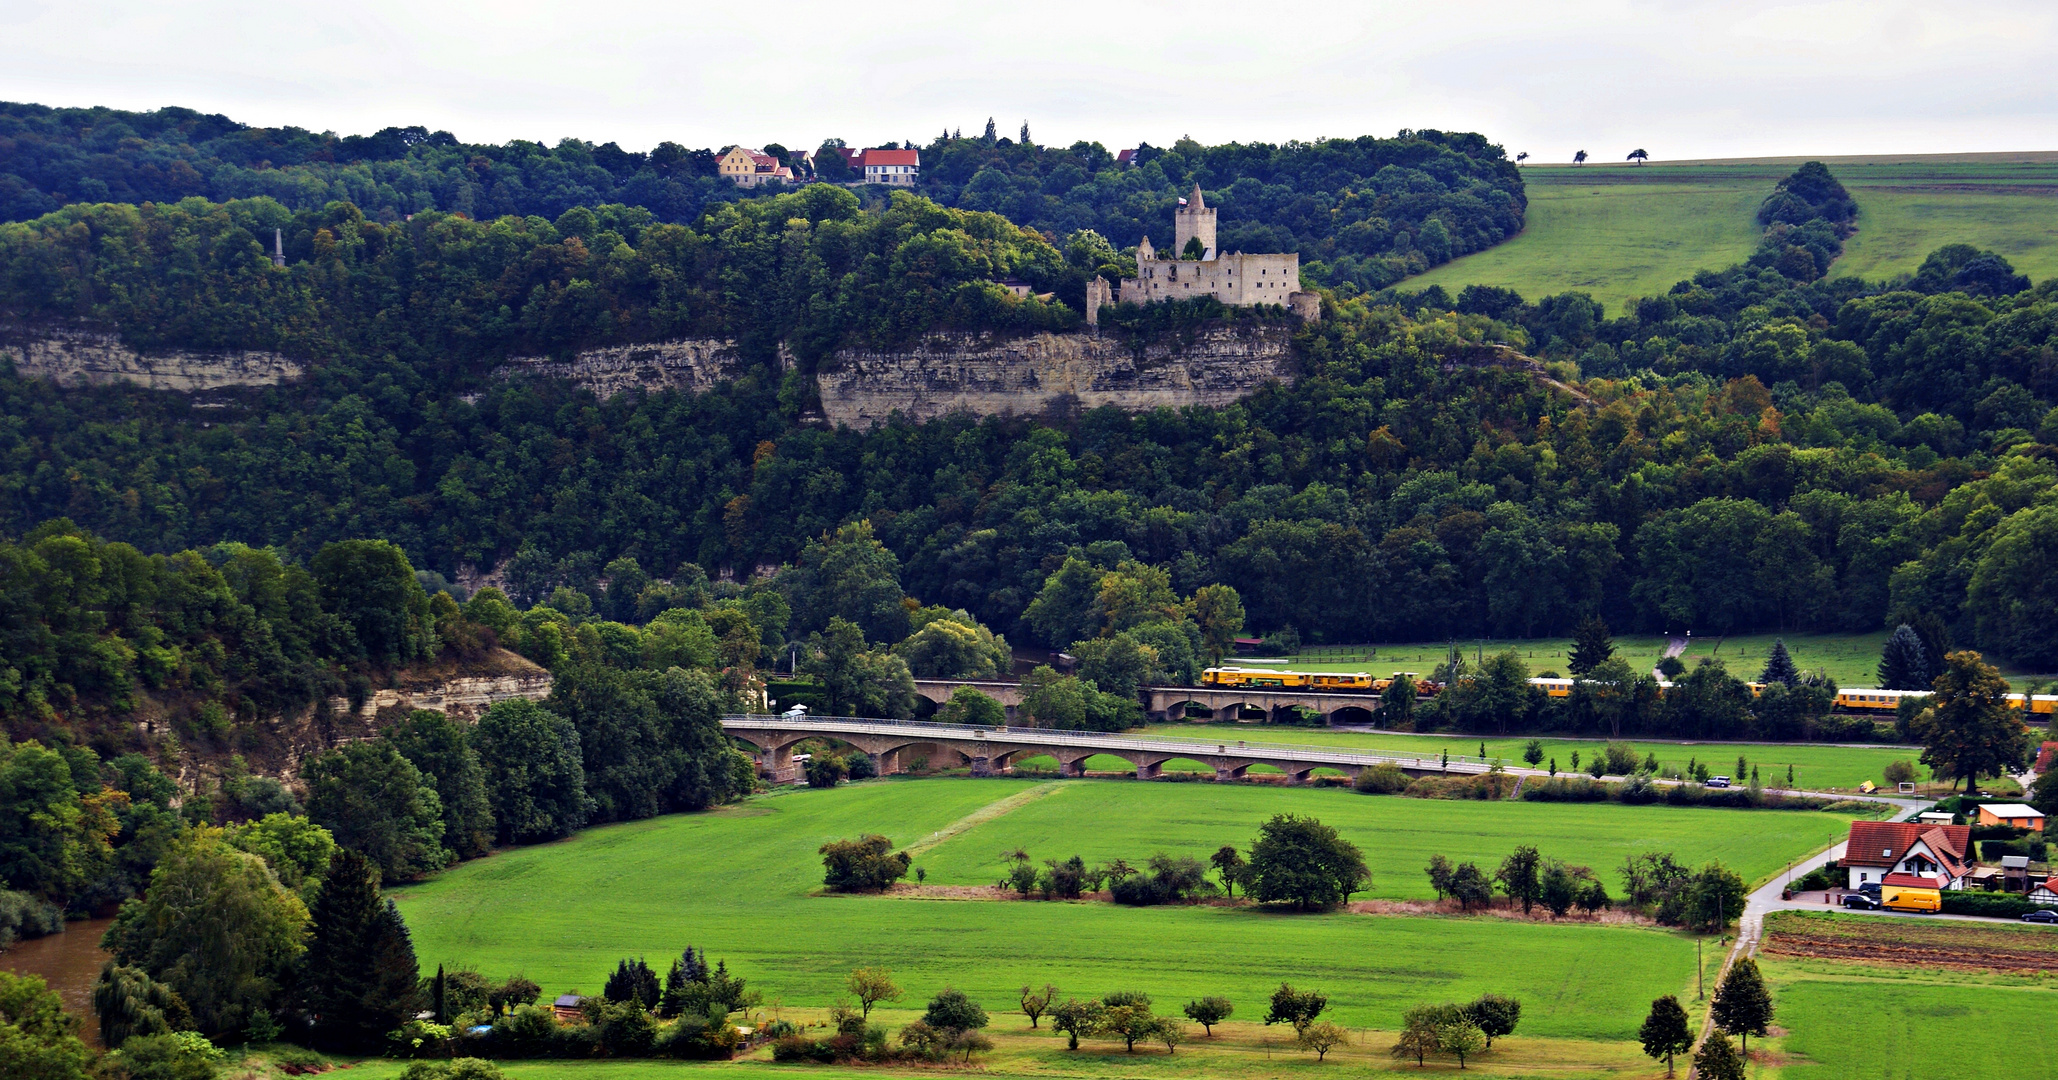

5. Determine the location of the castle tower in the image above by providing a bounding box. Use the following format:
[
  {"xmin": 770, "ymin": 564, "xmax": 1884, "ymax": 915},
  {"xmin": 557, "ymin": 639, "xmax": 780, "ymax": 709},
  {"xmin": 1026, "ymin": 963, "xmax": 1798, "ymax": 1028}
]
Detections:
[
  {"xmin": 1137, "ymin": 233, "xmax": 1155, "ymax": 262},
  {"xmin": 272, "ymin": 228, "xmax": 286, "ymax": 268},
  {"xmin": 1172, "ymin": 183, "xmax": 1216, "ymax": 260}
]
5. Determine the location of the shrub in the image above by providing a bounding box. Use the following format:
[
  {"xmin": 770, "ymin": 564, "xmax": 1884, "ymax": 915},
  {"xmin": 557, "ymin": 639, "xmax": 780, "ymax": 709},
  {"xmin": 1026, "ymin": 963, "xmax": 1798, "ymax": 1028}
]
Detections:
[
  {"xmin": 1353, "ymin": 764, "xmax": 1410, "ymax": 793},
  {"xmin": 1939, "ymin": 891, "xmax": 2042, "ymax": 918},
  {"xmin": 819, "ymin": 835, "xmax": 911, "ymax": 892}
]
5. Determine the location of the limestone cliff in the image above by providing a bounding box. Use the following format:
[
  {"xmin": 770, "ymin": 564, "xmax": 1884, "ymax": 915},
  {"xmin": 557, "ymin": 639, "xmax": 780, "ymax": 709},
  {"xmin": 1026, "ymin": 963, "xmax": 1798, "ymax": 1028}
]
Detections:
[
  {"xmin": 1, "ymin": 325, "xmax": 301, "ymax": 390},
  {"xmin": 816, "ymin": 325, "xmax": 1298, "ymax": 428},
  {"xmin": 499, "ymin": 338, "xmax": 756, "ymax": 397}
]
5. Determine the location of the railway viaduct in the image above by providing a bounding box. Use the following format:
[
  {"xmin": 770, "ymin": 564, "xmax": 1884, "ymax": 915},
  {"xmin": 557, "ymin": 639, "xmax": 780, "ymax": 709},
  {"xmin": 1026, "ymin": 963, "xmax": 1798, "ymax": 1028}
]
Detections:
[
  {"xmin": 909, "ymin": 678, "xmax": 1383, "ymax": 724},
  {"xmin": 722, "ymin": 714, "xmax": 1490, "ymax": 785}
]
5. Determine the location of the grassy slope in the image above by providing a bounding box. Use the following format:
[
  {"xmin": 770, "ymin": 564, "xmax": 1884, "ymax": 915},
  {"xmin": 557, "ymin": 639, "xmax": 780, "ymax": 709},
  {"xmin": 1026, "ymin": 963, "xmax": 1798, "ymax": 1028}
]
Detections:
[
  {"xmin": 1400, "ymin": 156, "xmax": 2058, "ymax": 313},
  {"xmin": 911, "ymin": 781, "xmax": 1855, "ymax": 893},
  {"xmin": 391, "ymin": 779, "xmax": 1852, "ymax": 1039},
  {"xmin": 1127, "ymin": 725, "xmax": 1923, "ymax": 792},
  {"xmin": 1246, "ymin": 632, "xmax": 1901, "ymax": 687}
]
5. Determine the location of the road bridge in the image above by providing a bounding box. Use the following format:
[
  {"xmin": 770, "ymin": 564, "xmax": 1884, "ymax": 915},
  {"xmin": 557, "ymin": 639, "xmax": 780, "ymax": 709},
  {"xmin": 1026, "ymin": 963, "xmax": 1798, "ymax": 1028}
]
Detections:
[{"xmin": 721, "ymin": 714, "xmax": 1490, "ymax": 785}]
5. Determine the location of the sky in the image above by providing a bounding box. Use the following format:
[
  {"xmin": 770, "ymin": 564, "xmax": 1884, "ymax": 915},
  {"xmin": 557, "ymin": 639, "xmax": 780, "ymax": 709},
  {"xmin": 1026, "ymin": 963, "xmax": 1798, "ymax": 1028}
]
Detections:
[{"xmin": 1, "ymin": 0, "xmax": 2054, "ymax": 160}]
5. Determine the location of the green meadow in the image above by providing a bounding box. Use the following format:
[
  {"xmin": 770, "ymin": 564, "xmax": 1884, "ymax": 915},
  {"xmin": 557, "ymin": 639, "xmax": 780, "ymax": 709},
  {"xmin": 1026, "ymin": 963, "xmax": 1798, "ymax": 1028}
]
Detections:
[
  {"xmin": 390, "ymin": 779, "xmax": 1853, "ymax": 1040},
  {"xmin": 1128, "ymin": 725, "xmax": 1924, "ymax": 792},
  {"xmin": 1401, "ymin": 154, "xmax": 2058, "ymax": 315},
  {"xmin": 909, "ymin": 781, "xmax": 1853, "ymax": 893}
]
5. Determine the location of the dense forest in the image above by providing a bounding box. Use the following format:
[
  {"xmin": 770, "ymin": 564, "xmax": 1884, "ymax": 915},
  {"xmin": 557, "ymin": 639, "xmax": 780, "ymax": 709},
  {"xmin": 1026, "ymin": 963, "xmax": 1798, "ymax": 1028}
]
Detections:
[
  {"xmin": 0, "ymin": 102, "xmax": 1522, "ymax": 295},
  {"xmin": 3, "ymin": 154, "xmax": 2058, "ymax": 707}
]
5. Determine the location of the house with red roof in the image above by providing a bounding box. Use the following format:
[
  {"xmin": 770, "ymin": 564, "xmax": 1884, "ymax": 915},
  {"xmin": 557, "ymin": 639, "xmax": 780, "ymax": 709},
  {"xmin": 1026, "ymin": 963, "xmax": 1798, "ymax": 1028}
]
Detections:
[
  {"xmin": 717, "ymin": 146, "xmax": 795, "ymax": 188},
  {"xmin": 855, "ymin": 148, "xmax": 920, "ymax": 186},
  {"xmin": 1841, "ymin": 820, "xmax": 1972, "ymax": 891}
]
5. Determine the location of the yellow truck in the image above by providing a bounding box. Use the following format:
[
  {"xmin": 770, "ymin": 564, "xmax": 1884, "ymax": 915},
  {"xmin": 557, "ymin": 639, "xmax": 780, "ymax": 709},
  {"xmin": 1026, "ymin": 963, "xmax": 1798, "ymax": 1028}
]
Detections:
[{"xmin": 1880, "ymin": 874, "xmax": 1943, "ymax": 913}]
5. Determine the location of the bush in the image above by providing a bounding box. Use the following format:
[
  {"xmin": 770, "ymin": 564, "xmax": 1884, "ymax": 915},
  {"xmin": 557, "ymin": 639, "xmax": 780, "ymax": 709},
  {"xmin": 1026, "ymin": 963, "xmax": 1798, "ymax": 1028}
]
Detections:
[
  {"xmin": 1940, "ymin": 891, "xmax": 2043, "ymax": 918},
  {"xmin": 0, "ymin": 890, "xmax": 66, "ymax": 947},
  {"xmin": 1354, "ymin": 764, "xmax": 1410, "ymax": 794},
  {"xmin": 1792, "ymin": 866, "xmax": 1831, "ymax": 892},
  {"xmin": 1521, "ymin": 778, "xmax": 1611, "ymax": 802}
]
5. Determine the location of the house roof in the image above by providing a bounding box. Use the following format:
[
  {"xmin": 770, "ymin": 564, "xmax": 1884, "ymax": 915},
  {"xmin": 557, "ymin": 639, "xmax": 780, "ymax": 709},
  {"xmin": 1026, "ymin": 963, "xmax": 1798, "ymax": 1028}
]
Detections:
[
  {"xmin": 553, "ymin": 994, "xmax": 583, "ymax": 1008},
  {"xmin": 1981, "ymin": 803, "xmax": 2044, "ymax": 818},
  {"xmin": 862, "ymin": 148, "xmax": 920, "ymax": 167},
  {"xmin": 1844, "ymin": 821, "xmax": 1970, "ymax": 872},
  {"xmin": 1881, "ymin": 872, "xmax": 1942, "ymax": 889},
  {"xmin": 1115, "ymin": 148, "xmax": 1137, "ymax": 164}
]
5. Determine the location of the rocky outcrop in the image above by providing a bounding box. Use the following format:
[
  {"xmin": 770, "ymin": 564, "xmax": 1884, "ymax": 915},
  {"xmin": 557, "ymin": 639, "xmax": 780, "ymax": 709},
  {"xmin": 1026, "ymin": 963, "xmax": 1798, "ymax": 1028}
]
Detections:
[
  {"xmin": 499, "ymin": 338, "xmax": 756, "ymax": 397},
  {"xmin": 816, "ymin": 325, "xmax": 1298, "ymax": 428},
  {"xmin": 1, "ymin": 325, "xmax": 302, "ymax": 390}
]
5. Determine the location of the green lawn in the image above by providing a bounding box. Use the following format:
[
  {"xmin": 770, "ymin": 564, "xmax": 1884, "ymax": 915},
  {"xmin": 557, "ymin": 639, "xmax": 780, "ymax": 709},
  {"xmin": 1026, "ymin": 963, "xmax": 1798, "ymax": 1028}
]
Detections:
[
  {"xmin": 911, "ymin": 781, "xmax": 1855, "ymax": 894},
  {"xmin": 1401, "ymin": 155, "xmax": 2058, "ymax": 314},
  {"xmin": 1763, "ymin": 964, "xmax": 2058, "ymax": 1079},
  {"xmin": 1131, "ymin": 725, "xmax": 1925, "ymax": 792},
  {"xmin": 390, "ymin": 779, "xmax": 1835, "ymax": 1040}
]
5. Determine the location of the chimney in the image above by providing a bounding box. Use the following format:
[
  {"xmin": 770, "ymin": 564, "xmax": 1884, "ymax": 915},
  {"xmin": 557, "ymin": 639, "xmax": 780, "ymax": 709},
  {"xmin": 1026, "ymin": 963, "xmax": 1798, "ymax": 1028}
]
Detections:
[{"xmin": 272, "ymin": 228, "xmax": 286, "ymax": 268}]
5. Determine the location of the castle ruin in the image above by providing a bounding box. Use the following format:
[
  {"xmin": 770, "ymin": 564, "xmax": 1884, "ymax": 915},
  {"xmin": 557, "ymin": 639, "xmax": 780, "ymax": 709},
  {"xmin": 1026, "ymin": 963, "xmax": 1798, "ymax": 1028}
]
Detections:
[{"xmin": 1085, "ymin": 184, "xmax": 1319, "ymax": 325}]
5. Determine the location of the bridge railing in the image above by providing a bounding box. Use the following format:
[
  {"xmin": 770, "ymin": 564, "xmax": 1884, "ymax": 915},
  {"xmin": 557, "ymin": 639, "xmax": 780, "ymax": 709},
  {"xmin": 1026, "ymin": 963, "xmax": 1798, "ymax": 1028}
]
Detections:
[{"xmin": 721, "ymin": 714, "xmax": 1492, "ymax": 770}]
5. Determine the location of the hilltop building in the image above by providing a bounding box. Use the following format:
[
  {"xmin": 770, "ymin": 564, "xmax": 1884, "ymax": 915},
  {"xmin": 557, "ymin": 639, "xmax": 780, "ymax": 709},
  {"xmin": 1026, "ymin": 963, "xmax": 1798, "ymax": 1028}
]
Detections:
[
  {"xmin": 718, "ymin": 147, "xmax": 795, "ymax": 187},
  {"xmin": 817, "ymin": 146, "xmax": 922, "ymax": 186},
  {"xmin": 1088, "ymin": 185, "xmax": 1316, "ymax": 325}
]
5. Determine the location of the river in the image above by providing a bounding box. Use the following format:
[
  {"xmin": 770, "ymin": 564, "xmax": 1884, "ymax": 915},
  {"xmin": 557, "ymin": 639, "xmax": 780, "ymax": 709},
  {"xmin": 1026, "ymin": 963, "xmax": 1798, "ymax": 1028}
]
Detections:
[{"xmin": 1, "ymin": 918, "xmax": 113, "ymax": 1047}]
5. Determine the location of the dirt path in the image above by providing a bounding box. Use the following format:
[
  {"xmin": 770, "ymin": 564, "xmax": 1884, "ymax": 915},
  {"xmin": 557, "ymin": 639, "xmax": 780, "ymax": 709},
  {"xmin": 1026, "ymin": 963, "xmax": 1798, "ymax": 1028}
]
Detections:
[{"xmin": 902, "ymin": 781, "xmax": 1065, "ymax": 859}]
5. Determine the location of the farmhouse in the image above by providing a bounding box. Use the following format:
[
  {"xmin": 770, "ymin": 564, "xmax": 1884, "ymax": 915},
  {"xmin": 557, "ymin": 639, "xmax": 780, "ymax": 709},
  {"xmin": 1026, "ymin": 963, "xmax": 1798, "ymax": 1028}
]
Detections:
[
  {"xmin": 1841, "ymin": 820, "xmax": 1972, "ymax": 890},
  {"xmin": 1975, "ymin": 803, "xmax": 2046, "ymax": 830},
  {"xmin": 552, "ymin": 994, "xmax": 585, "ymax": 1022}
]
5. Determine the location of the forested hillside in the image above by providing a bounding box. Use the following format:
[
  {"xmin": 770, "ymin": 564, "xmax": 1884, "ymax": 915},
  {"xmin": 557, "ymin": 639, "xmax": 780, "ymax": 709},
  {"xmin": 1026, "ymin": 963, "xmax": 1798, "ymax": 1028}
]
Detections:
[
  {"xmin": 0, "ymin": 102, "xmax": 1523, "ymax": 298},
  {"xmin": 3, "ymin": 160, "xmax": 2058, "ymax": 732}
]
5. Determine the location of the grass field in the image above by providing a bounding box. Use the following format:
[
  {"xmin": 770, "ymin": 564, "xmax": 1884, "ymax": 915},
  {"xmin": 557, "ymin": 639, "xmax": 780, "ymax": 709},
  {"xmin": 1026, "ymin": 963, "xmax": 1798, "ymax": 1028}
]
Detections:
[
  {"xmin": 1757, "ymin": 910, "xmax": 2058, "ymax": 1079},
  {"xmin": 911, "ymin": 781, "xmax": 1854, "ymax": 893},
  {"xmin": 1243, "ymin": 630, "xmax": 2056, "ymax": 689},
  {"xmin": 1127, "ymin": 725, "xmax": 1925, "ymax": 792},
  {"xmin": 390, "ymin": 779, "xmax": 1853, "ymax": 1040},
  {"xmin": 315, "ymin": 1019, "xmax": 1668, "ymax": 1079},
  {"xmin": 1401, "ymin": 154, "xmax": 2058, "ymax": 315}
]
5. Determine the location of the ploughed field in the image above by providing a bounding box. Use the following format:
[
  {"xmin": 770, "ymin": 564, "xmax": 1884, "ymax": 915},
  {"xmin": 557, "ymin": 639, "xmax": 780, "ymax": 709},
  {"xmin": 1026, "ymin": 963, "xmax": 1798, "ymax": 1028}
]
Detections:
[
  {"xmin": 1401, "ymin": 154, "xmax": 2058, "ymax": 316},
  {"xmin": 1758, "ymin": 911, "xmax": 2058, "ymax": 1079},
  {"xmin": 1763, "ymin": 909, "xmax": 2058, "ymax": 974},
  {"xmin": 393, "ymin": 778, "xmax": 1857, "ymax": 1040}
]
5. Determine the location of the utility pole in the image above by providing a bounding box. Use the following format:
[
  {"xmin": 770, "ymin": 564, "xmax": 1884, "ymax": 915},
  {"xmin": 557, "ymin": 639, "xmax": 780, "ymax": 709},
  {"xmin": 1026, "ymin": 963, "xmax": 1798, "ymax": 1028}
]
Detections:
[{"xmin": 1697, "ymin": 937, "xmax": 1703, "ymax": 999}]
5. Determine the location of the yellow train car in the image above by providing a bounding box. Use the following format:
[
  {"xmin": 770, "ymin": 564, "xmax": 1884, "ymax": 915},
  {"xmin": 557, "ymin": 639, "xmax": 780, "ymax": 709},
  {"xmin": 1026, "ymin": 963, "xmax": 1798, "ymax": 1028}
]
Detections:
[{"xmin": 1198, "ymin": 668, "xmax": 1385, "ymax": 693}]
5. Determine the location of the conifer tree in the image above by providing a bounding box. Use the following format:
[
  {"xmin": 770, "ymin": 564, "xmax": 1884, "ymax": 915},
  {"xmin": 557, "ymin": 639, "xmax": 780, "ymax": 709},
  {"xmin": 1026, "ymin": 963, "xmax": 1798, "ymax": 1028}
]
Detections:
[
  {"xmin": 983, "ymin": 118, "xmax": 997, "ymax": 142},
  {"xmin": 1693, "ymin": 1030, "xmax": 1747, "ymax": 1080},
  {"xmin": 1878, "ymin": 624, "xmax": 1931, "ymax": 690},
  {"xmin": 1709, "ymin": 957, "xmax": 1772, "ymax": 1054},
  {"xmin": 301, "ymin": 850, "xmax": 421, "ymax": 1050},
  {"xmin": 1758, "ymin": 639, "xmax": 1798, "ymax": 686},
  {"xmin": 1568, "ymin": 615, "xmax": 1614, "ymax": 675},
  {"xmin": 605, "ymin": 958, "xmax": 661, "ymax": 1009},
  {"xmin": 659, "ymin": 946, "xmax": 709, "ymax": 1018},
  {"xmin": 1637, "ymin": 994, "xmax": 1693, "ymax": 1077}
]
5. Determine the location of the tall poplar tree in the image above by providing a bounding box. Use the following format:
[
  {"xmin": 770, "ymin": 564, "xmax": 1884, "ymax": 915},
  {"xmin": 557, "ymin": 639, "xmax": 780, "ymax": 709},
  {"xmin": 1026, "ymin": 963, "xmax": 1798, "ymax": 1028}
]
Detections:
[{"xmin": 1709, "ymin": 957, "xmax": 1772, "ymax": 1054}]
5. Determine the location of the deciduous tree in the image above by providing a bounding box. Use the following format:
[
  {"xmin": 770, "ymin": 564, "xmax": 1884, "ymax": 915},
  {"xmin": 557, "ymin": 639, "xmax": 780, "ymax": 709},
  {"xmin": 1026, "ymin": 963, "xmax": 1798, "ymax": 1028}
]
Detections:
[
  {"xmin": 1912, "ymin": 650, "xmax": 2030, "ymax": 792},
  {"xmin": 1638, "ymin": 994, "xmax": 1693, "ymax": 1076},
  {"xmin": 1246, "ymin": 815, "xmax": 1367, "ymax": 910}
]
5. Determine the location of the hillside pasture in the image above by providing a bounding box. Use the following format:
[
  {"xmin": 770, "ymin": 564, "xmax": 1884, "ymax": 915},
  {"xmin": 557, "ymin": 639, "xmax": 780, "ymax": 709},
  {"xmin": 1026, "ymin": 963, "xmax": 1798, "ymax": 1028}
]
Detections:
[
  {"xmin": 390, "ymin": 779, "xmax": 1844, "ymax": 1039},
  {"xmin": 1400, "ymin": 154, "xmax": 2058, "ymax": 315}
]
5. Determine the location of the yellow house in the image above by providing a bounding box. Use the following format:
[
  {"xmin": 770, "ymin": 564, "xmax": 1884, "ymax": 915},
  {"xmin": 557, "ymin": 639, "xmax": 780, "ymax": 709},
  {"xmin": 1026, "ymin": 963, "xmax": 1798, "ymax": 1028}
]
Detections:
[{"xmin": 717, "ymin": 147, "xmax": 793, "ymax": 188}]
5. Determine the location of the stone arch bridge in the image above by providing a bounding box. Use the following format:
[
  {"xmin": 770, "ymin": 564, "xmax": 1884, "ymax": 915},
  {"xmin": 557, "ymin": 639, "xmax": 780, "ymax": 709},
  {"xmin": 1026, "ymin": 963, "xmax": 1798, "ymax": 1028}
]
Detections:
[
  {"xmin": 910, "ymin": 679, "xmax": 1393, "ymax": 725},
  {"xmin": 722, "ymin": 715, "xmax": 1490, "ymax": 785}
]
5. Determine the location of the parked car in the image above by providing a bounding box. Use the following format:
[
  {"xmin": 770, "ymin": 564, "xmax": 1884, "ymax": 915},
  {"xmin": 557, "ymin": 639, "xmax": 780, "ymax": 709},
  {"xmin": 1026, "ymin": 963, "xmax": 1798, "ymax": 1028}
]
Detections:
[
  {"xmin": 2022, "ymin": 909, "xmax": 2058, "ymax": 924},
  {"xmin": 1858, "ymin": 882, "xmax": 1882, "ymax": 897},
  {"xmin": 1841, "ymin": 893, "xmax": 1882, "ymax": 910},
  {"xmin": 1706, "ymin": 775, "xmax": 1732, "ymax": 788}
]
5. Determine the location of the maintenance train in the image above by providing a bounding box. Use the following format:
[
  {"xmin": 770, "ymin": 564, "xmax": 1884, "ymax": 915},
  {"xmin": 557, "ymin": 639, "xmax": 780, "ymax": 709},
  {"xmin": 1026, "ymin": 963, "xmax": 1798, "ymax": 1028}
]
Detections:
[{"xmin": 1198, "ymin": 666, "xmax": 2058, "ymax": 715}]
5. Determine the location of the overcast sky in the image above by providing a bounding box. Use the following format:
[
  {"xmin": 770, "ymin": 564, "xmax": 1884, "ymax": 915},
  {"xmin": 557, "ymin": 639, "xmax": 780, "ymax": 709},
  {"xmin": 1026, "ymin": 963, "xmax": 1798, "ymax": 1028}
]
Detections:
[{"xmin": 2, "ymin": 0, "xmax": 2053, "ymax": 161}]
